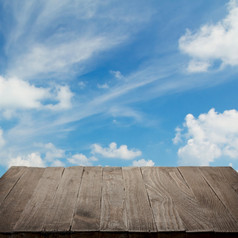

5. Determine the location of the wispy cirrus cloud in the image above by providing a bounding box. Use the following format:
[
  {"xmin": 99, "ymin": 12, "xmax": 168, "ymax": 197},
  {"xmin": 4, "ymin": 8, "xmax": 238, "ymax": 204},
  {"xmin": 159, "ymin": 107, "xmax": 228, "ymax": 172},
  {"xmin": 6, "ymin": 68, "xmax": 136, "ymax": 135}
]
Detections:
[
  {"xmin": 0, "ymin": 129, "xmax": 5, "ymax": 148},
  {"xmin": 2, "ymin": 0, "xmax": 154, "ymax": 80}
]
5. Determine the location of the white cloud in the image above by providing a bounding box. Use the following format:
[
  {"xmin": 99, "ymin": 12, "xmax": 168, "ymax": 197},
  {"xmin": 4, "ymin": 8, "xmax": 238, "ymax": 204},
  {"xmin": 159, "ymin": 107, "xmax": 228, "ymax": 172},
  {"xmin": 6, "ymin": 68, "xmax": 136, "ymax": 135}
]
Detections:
[
  {"xmin": 67, "ymin": 153, "xmax": 97, "ymax": 166},
  {"xmin": 10, "ymin": 37, "xmax": 121, "ymax": 79},
  {"xmin": 44, "ymin": 143, "xmax": 65, "ymax": 162},
  {"xmin": 8, "ymin": 152, "xmax": 45, "ymax": 168},
  {"xmin": 0, "ymin": 76, "xmax": 74, "ymax": 115},
  {"xmin": 91, "ymin": 142, "xmax": 141, "ymax": 160},
  {"xmin": 110, "ymin": 70, "xmax": 124, "ymax": 79},
  {"xmin": 0, "ymin": 128, "xmax": 5, "ymax": 147},
  {"xmin": 132, "ymin": 159, "xmax": 155, "ymax": 167},
  {"xmin": 172, "ymin": 127, "xmax": 183, "ymax": 144},
  {"xmin": 0, "ymin": 76, "xmax": 49, "ymax": 110},
  {"xmin": 47, "ymin": 86, "xmax": 73, "ymax": 110},
  {"xmin": 51, "ymin": 160, "xmax": 65, "ymax": 167},
  {"xmin": 5, "ymin": 1, "xmax": 154, "ymax": 80},
  {"xmin": 78, "ymin": 81, "xmax": 86, "ymax": 89},
  {"xmin": 174, "ymin": 108, "xmax": 238, "ymax": 165},
  {"xmin": 97, "ymin": 83, "xmax": 109, "ymax": 89},
  {"xmin": 179, "ymin": 0, "xmax": 238, "ymax": 72},
  {"xmin": 187, "ymin": 60, "xmax": 211, "ymax": 73}
]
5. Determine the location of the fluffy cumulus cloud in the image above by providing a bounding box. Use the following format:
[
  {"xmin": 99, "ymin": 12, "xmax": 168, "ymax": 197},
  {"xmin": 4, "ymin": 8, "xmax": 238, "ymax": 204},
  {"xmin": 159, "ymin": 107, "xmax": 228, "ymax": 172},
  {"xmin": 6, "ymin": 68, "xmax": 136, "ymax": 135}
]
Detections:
[
  {"xmin": 8, "ymin": 153, "xmax": 45, "ymax": 167},
  {"xmin": 2, "ymin": 142, "xmax": 66, "ymax": 168},
  {"xmin": 67, "ymin": 154, "xmax": 97, "ymax": 166},
  {"xmin": 179, "ymin": 0, "xmax": 238, "ymax": 72},
  {"xmin": 91, "ymin": 142, "xmax": 141, "ymax": 160},
  {"xmin": 0, "ymin": 76, "xmax": 49, "ymax": 110},
  {"xmin": 132, "ymin": 159, "xmax": 154, "ymax": 167},
  {"xmin": 174, "ymin": 108, "xmax": 238, "ymax": 165},
  {"xmin": 0, "ymin": 76, "xmax": 73, "ymax": 116}
]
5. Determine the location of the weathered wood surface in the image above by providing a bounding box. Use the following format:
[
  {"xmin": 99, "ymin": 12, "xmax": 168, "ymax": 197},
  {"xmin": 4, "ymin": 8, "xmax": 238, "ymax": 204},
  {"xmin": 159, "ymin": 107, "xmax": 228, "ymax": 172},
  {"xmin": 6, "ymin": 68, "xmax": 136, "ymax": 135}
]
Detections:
[
  {"xmin": 123, "ymin": 167, "xmax": 156, "ymax": 232},
  {"xmin": 0, "ymin": 167, "xmax": 44, "ymax": 232},
  {"xmin": 199, "ymin": 167, "xmax": 238, "ymax": 222},
  {"xmin": 100, "ymin": 167, "xmax": 127, "ymax": 231},
  {"xmin": 71, "ymin": 166, "xmax": 103, "ymax": 231},
  {"xmin": 43, "ymin": 166, "xmax": 84, "ymax": 231},
  {"xmin": 179, "ymin": 167, "xmax": 238, "ymax": 232},
  {"xmin": 142, "ymin": 167, "xmax": 185, "ymax": 232},
  {"xmin": 14, "ymin": 167, "xmax": 64, "ymax": 232},
  {"xmin": 142, "ymin": 167, "xmax": 210, "ymax": 232},
  {"xmin": 0, "ymin": 166, "xmax": 26, "ymax": 206},
  {"xmin": 0, "ymin": 166, "xmax": 237, "ymax": 238}
]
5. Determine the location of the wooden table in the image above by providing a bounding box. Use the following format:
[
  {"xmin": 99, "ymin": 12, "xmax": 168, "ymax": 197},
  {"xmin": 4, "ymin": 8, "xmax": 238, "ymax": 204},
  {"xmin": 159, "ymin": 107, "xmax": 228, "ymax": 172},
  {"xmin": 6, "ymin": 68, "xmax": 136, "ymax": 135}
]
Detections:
[{"xmin": 0, "ymin": 166, "xmax": 238, "ymax": 237}]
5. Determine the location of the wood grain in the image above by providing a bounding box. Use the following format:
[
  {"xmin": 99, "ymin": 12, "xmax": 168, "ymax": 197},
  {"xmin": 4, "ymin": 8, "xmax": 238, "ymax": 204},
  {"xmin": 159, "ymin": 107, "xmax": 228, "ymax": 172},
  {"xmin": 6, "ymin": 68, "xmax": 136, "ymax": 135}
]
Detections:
[
  {"xmin": 141, "ymin": 167, "xmax": 185, "ymax": 232},
  {"xmin": 0, "ymin": 167, "xmax": 44, "ymax": 232},
  {"xmin": 0, "ymin": 166, "xmax": 26, "ymax": 206},
  {"xmin": 100, "ymin": 167, "xmax": 127, "ymax": 231},
  {"xmin": 218, "ymin": 167, "xmax": 238, "ymax": 193},
  {"xmin": 71, "ymin": 167, "xmax": 103, "ymax": 231},
  {"xmin": 199, "ymin": 167, "xmax": 238, "ymax": 222},
  {"xmin": 143, "ymin": 167, "xmax": 211, "ymax": 232},
  {"xmin": 179, "ymin": 167, "xmax": 238, "ymax": 232},
  {"xmin": 0, "ymin": 166, "xmax": 237, "ymax": 236},
  {"xmin": 122, "ymin": 167, "xmax": 156, "ymax": 232},
  {"xmin": 43, "ymin": 167, "xmax": 84, "ymax": 231},
  {"xmin": 13, "ymin": 167, "xmax": 64, "ymax": 232}
]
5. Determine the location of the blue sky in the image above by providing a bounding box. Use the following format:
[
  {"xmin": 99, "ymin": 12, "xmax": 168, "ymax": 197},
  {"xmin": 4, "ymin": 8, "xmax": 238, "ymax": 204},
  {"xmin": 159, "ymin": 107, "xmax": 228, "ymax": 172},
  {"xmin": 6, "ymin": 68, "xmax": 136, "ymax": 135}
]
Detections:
[{"xmin": 1, "ymin": 0, "xmax": 238, "ymax": 176}]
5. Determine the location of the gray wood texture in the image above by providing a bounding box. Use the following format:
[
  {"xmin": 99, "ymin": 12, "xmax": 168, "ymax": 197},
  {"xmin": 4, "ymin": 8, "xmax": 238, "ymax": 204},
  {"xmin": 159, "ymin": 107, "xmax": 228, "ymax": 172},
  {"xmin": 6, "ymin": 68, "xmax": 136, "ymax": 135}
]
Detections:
[
  {"xmin": 71, "ymin": 166, "xmax": 103, "ymax": 231},
  {"xmin": 0, "ymin": 166, "xmax": 26, "ymax": 206},
  {"xmin": 217, "ymin": 167, "xmax": 238, "ymax": 193},
  {"xmin": 141, "ymin": 167, "xmax": 185, "ymax": 232},
  {"xmin": 0, "ymin": 166, "xmax": 237, "ymax": 237},
  {"xmin": 100, "ymin": 167, "xmax": 127, "ymax": 231},
  {"xmin": 199, "ymin": 167, "xmax": 238, "ymax": 222},
  {"xmin": 43, "ymin": 166, "xmax": 84, "ymax": 231},
  {"xmin": 122, "ymin": 167, "xmax": 156, "ymax": 232},
  {"xmin": 0, "ymin": 167, "xmax": 44, "ymax": 232},
  {"xmin": 143, "ymin": 167, "xmax": 210, "ymax": 232},
  {"xmin": 14, "ymin": 167, "xmax": 64, "ymax": 232},
  {"xmin": 179, "ymin": 167, "xmax": 238, "ymax": 232}
]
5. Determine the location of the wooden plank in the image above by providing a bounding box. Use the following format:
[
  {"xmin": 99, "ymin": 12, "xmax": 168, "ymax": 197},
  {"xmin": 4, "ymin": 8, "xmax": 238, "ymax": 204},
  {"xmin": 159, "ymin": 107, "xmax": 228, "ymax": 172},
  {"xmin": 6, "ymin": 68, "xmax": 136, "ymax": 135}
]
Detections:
[
  {"xmin": 13, "ymin": 167, "xmax": 64, "ymax": 232},
  {"xmin": 0, "ymin": 166, "xmax": 26, "ymax": 206},
  {"xmin": 218, "ymin": 167, "xmax": 238, "ymax": 193},
  {"xmin": 122, "ymin": 167, "xmax": 156, "ymax": 232},
  {"xmin": 179, "ymin": 167, "xmax": 238, "ymax": 232},
  {"xmin": 199, "ymin": 167, "xmax": 238, "ymax": 223},
  {"xmin": 43, "ymin": 167, "xmax": 84, "ymax": 231},
  {"xmin": 100, "ymin": 167, "xmax": 127, "ymax": 232},
  {"xmin": 141, "ymin": 167, "xmax": 185, "ymax": 232},
  {"xmin": 0, "ymin": 167, "xmax": 44, "ymax": 232},
  {"xmin": 71, "ymin": 167, "xmax": 103, "ymax": 231},
  {"xmin": 142, "ymin": 167, "xmax": 211, "ymax": 232}
]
